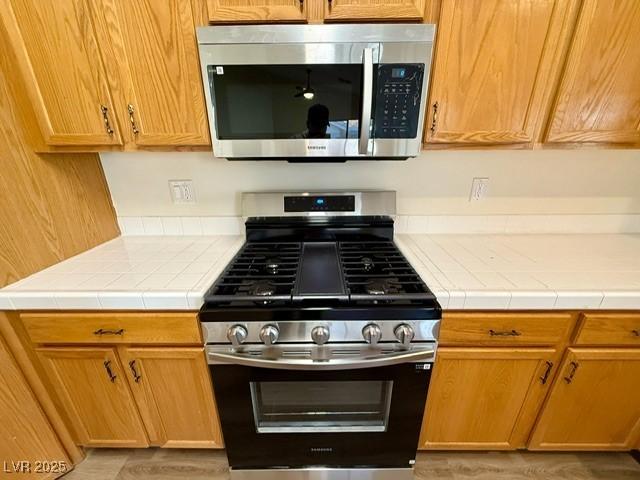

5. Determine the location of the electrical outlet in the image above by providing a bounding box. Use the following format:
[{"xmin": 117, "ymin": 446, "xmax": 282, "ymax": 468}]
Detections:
[
  {"xmin": 169, "ymin": 180, "xmax": 196, "ymax": 204},
  {"xmin": 469, "ymin": 177, "xmax": 489, "ymax": 202}
]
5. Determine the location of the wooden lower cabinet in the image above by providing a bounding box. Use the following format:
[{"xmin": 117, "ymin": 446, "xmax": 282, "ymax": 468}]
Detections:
[
  {"xmin": 119, "ymin": 347, "xmax": 223, "ymax": 448},
  {"xmin": 0, "ymin": 337, "xmax": 70, "ymax": 479},
  {"xmin": 37, "ymin": 347, "xmax": 149, "ymax": 448},
  {"xmin": 419, "ymin": 347, "xmax": 556, "ymax": 450},
  {"xmin": 37, "ymin": 345, "xmax": 223, "ymax": 450},
  {"xmin": 528, "ymin": 348, "xmax": 640, "ymax": 450}
]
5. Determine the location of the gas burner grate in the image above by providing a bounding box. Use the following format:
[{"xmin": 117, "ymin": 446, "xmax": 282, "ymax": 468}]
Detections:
[
  {"xmin": 338, "ymin": 241, "xmax": 432, "ymax": 302},
  {"xmin": 207, "ymin": 242, "xmax": 301, "ymax": 304}
]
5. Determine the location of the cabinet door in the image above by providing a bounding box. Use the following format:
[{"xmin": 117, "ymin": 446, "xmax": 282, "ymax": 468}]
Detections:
[
  {"xmin": 419, "ymin": 348, "xmax": 556, "ymax": 450},
  {"xmin": 96, "ymin": 0, "xmax": 210, "ymax": 146},
  {"xmin": 529, "ymin": 348, "xmax": 640, "ymax": 450},
  {"xmin": 37, "ymin": 347, "xmax": 148, "ymax": 447},
  {"xmin": 0, "ymin": 0, "xmax": 123, "ymax": 146},
  {"xmin": 323, "ymin": 0, "xmax": 425, "ymax": 21},
  {"xmin": 545, "ymin": 0, "xmax": 640, "ymax": 145},
  {"xmin": 0, "ymin": 337, "xmax": 70, "ymax": 478},
  {"xmin": 425, "ymin": 0, "xmax": 574, "ymax": 145},
  {"xmin": 120, "ymin": 347, "xmax": 223, "ymax": 448},
  {"xmin": 208, "ymin": 0, "xmax": 308, "ymax": 23}
]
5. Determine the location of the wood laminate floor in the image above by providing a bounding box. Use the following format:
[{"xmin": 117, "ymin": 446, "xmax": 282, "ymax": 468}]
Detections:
[{"xmin": 60, "ymin": 449, "xmax": 640, "ymax": 480}]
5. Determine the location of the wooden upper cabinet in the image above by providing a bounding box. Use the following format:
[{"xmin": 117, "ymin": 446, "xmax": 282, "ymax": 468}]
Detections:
[
  {"xmin": 208, "ymin": 0, "xmax": 309, "ymax": 23},
  {"xmin": 529, "ymin": 348, "xmax": 640, "ymax": 450},
  {"xmin": 37, "ymin": 347, "xmax": 148, "ymax": 448},
  {"xmin": 419, "ymin": 348, "xmax": 556, "ymax": 450},
  {"xmin": 0, "ymin": 0, "xmax": 123, "ymax": 146},
  {"xmin": 324, "ymin": 0, "xmax": 426, "ymax": 22},
  {"xmin": 425, "ymin": 0, "xmax": 575, "ymax": 145},
  {"xmin": 93, "ymin": 0, "xmax": 210, "ymax": 146},
  {"xmin": 119, "ymin": 347, "xmax": 224, "ymax": 448},
  {"xmin": 544, "ymin": 0, "xmax": 640, "ymax": 145}
]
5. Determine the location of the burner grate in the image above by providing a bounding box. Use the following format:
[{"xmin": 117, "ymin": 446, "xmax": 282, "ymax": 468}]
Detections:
[
  {"xmin": 338, "ymin": 241, "xmax": 432, "ymax": 301},
  {"xmin": 208, "ymin": 242, "xmax": 301, "ymax": 304}
]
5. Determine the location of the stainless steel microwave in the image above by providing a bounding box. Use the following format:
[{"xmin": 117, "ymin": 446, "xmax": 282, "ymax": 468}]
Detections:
[{"xmin": 197, "ymin": 24, "xmax": 435, "ymax": 160}]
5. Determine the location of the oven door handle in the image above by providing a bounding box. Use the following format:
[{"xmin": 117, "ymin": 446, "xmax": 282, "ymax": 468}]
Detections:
[
  {"xmin": 358, "ymin": 47, "xmax": 374, "ymax": 156},
  {"xmin": 207, "ymin": 348, "xmax": 434, "ymax": 370}
]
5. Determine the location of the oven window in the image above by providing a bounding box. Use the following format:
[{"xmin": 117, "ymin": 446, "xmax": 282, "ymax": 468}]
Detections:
[
  {"xmin": 250, "ymin": 381, "xmax": 393, "ymax": 433},
  {"xmin": 209, "ymin": 65, "xmax": 363, "ymax": 140}
]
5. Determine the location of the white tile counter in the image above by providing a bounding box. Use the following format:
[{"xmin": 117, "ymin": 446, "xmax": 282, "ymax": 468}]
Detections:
[
  {"xmin": 0, "ymin": 236, "xmax": 244, "ymax": 310},
  {"xmin": 396, "ymin": 234, "xmax": 640, "ymax": 310},
  {"xmin": 1, "ymin": 233, "xmax": 639, "ymax": 311}
]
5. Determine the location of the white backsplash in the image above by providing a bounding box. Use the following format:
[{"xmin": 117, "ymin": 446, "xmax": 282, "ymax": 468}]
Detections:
[{"xmin": 118, "ymin": 214, "xmax": 640, "ymax": 236}]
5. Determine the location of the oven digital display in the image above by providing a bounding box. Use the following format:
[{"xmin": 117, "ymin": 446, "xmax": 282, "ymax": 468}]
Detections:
[
  {"xmin": 284, "ymin": 195, "xmax": 355, "ymax": 212},
  {"xmin": 391, "ymin": 68, "xmax": 406, "ymax": 78}
]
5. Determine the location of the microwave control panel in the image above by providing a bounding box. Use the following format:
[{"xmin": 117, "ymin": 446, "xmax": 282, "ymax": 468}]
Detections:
[{"xmin": 373, "ymin": 64, "xmax": 424, "ymax": 139}]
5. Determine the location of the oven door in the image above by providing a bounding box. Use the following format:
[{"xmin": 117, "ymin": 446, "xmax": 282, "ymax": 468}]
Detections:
[
  {"xmin": 208, "ymin": 346, "xmax": 432, "ymax": 470},
  {"xmin": 198, "ymin": 42, "xmax": 380, "ymax": 159}
]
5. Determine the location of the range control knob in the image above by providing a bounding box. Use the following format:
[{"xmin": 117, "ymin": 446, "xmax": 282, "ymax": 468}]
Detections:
[
  {"xmin": 227, "ymin": 324, "xmax": 248, "ymax": 347},
  {"xmin": 259, "ymin": 324, "xmax": 280, "ymax": 346},
  {"xmin": 362, "ymin": 323, "xmax": 382, "ymax": 345},
  {"xmin": 311, "ymin": 326, "xmax": 330, "ymax": 345},
  {"xmin": 394, "ymin": 324, "xmax": 415, "ymax": 347}
]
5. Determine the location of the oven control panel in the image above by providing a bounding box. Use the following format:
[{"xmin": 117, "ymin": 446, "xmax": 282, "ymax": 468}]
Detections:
[
  {"xmin": 373, "ymin": 64, "xmax": 425, "ymax": 139},
  {"xmin": 284, "ymin": 195, "xmax": 356, "ymax": 213}
]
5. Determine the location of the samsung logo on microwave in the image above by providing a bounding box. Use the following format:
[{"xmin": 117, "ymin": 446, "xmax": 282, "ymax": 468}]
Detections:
[
  {"xmin": 307, "ymin": 145, "xmax": 327, "ymax": 150},
  {"xmin": 310, "ymin": 447, "xmax": 333, "ymax": 453}
]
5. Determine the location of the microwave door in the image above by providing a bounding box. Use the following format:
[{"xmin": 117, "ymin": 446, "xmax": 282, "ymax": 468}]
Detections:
[{"xmin": 198, "ymin": 43, "xmax": 380, "ymax": 158}]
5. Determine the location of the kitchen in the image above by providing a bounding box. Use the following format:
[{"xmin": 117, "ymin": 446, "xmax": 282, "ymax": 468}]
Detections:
[{"xmin": 0, "ymin": 0, "xmax": 639, "ymax": 479}]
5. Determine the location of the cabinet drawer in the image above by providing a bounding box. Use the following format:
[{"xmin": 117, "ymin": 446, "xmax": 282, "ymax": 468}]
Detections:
[
  {"xmin": 574, "ymin": 314, "xmax": 640, "ymax": 346},
  {"xmin": 439, "ymin": 313, "xmax": 574, "ymax": 346},
  {"xmin": 21, "ymin": 313, "xmax": 202, "ymax": 345}
]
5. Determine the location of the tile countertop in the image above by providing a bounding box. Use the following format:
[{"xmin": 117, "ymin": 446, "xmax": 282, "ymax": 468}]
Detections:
[
  {"xmin": 0, "ymin": 233, "xmax": 639, "ymax": 311},
  {"xmin": 0, "ymin": 235, "xmax": 245, "ymax": 310},
  {"xmin": 395, "ymin": 234, "xmax": 640, "ymax": 310}
]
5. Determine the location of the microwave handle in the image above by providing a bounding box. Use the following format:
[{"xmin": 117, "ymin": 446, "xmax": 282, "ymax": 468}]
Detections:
[
  {"xmin": 207, "ymin": 347, "xmax": 434, "ymax": 370},
  {"xmin": 358, "ymin": 47, "xmax": 374, "ymax": 155}
]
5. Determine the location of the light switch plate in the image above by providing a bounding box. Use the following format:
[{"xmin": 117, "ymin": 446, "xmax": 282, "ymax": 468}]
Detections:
[{"xmin": 169, "ymin": 180, "xmax": 196, "ymax": 204}]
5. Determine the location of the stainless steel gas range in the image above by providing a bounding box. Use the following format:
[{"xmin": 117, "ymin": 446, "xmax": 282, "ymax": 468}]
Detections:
[{"xmin": 199, "ymin": 191, "xmax": 441, "ymax": 480}]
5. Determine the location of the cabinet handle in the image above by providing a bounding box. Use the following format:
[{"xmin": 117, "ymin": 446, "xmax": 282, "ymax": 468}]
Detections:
[
  {"xmin": 563, "ymin": 361, "xmax": 579, "ymax": 384},
  {"xmin": 489, "ymin": 329, "xmax": 521, "ymax": 337},
  {"xmin": 632, "ymin": 329, "xmax": 639, "ymax": 337},
  {"xmin": 128, "ymin": 360, "xmax": 141, "ymax": 383},
  {"xmin": 429, "ymin": 102, "xmax": 439, "ymax": 135},
  {"xmin": 127, "ymin": 104, "xmax": 140, "ymax": 135},
  {"xmin": 100, "ymin": 105, "xmax": 114, "ymax": 136},
  {"xmin": 328, "ymin": 0, "xmax": 332, "ymax": 10},
  {"xmin": 539, "ymin": 361, "xmax": 553, "ymax": 385},
  {"xmin": 93, "ymin": 328, "xmax": 125, "ymax": 336},
  {"xmin": 103, "ymin": 360, "xmax": 117, "ymax": 383},
  {"xmin": 299, "ymin": 0, "xmax": 303, "ymax": 8}
]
